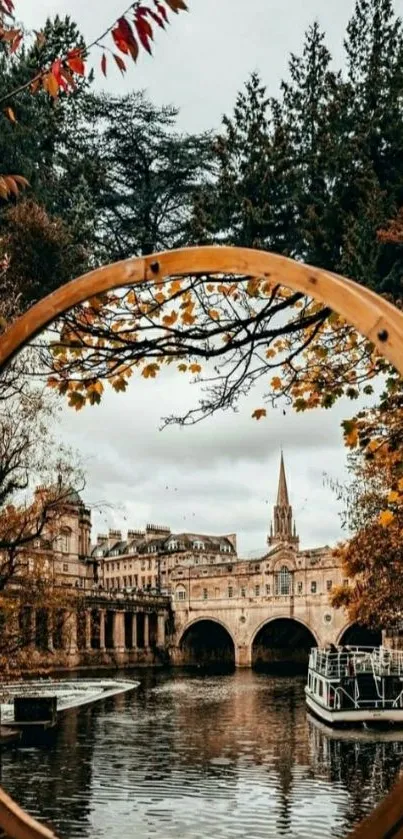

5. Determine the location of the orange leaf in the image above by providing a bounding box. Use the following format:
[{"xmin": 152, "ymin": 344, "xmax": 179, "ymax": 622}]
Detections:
[
  {"xmin": 379, "ymin": 510, "xmax": 394, "ymax": 527},
  {"xmin": 208, "ymin": 309, "xmax": 220, "ymax": 321},
  {"xmin": 142, "ymin": 363, "xmax": 160, "ymax": 379},
  {"xmin": 4, "ymin": 105, "xmax": 16, "ymax": 123},
  {"xmin": 162, "ymin": 311, "xmax": 178, "ymax": 327},
  {"xmin": 271, "ymin": 376, "xmax": 282, "ymax": 390},
  {"xmin": 43, "ymin": 72, "xmax": 59, "ymax": 98},
  {"xmin": 252, "ymin": 409, "xmax": 267, "ymax": 420},
  {"xmin": 189, "ymin": 363, "xmax": 202, "ymax": 374}
]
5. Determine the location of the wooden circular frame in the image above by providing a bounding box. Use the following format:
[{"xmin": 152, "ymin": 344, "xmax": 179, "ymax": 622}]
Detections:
[
  {"xmin": 1, "ymin": 246, "xmax": 403, "ymax": 371},
  {"xmin": 0, "ymin": 245, "xmax": 403, "ymax": 839}
]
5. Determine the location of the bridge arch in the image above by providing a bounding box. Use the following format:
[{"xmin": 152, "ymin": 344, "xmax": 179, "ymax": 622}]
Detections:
[
  {"xmin": 178, "ymin": 617, "xmax": 235, "ymax": 670},
  {"xmin": 336, "ymin": 622, "xmax": 382, "ymax": 648},
  {"xmin": 251, "ymin": 616, "xmax": 318, "ymax": 672}
]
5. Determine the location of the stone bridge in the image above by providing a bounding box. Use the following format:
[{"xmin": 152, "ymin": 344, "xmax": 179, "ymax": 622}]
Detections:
[{"xmin": 169, "ymin": 593, "xmax": 382, "ymax": 669}]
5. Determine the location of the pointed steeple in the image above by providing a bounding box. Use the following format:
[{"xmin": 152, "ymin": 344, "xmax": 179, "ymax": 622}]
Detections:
[
  {"xmin": 268, "ymin": 452, "xmax": 299, "ymax": 550},
  {"xmin": 276, "ymin": 450, "xmax": 289, "ymax": 506}
]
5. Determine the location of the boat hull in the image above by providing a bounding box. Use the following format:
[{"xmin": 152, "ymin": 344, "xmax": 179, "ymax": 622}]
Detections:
[{"xmin": 305, "ymin": 688, "xmax": 403, "ymax": 726}]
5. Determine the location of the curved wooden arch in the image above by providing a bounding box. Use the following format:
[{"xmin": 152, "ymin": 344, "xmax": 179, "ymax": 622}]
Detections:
[
  {"xmin": 1, "ymin": 246, "xmax": 403, "ymax": 373},
  {"xmin": 0, "ymin": 246, "xmax": 403, "ymax": 839}
]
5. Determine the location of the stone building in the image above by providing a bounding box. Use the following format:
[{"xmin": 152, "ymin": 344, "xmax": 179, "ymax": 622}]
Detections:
[
  {"xmin": 169, "ymin": 453, "xmax": 365, "ymax": 667},
  {"xmin": 94, "ymin": 525, "xmax": 237, "ymax": 593}
]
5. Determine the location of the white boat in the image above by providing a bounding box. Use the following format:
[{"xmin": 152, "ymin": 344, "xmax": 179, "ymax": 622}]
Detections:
[{"xmin": 305, "ymin": 646, "xmax": 403, "ymax": 726}]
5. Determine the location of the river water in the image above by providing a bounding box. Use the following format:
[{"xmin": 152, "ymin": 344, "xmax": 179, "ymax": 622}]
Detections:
[{"xmin": 1, "ymin": 668, "xmax": 403, "ymax": 839}]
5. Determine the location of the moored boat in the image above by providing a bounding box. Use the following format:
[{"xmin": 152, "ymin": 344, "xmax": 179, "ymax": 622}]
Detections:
[{"xmin": 305, "ymin": 646, "xmax": 403, "ymax": 726}]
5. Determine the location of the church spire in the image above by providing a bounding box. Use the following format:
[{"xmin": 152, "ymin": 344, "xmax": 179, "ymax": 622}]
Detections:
[
  {"xmin": 276, "ymin": 450, "xmax": 289, "ymax": 506},
  {"xmin": 268, "ymin": 452, "xmax": 299, "ymax": 550}
]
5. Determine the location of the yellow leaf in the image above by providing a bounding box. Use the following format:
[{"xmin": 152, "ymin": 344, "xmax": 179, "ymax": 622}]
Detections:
[
  {"xmin": 271, "ymin": 377, "xmax": 282, "ymax": 390},
  {"xmin": 154, "ymin": 292, "xmax": 165, "ymax": 305},
  {"xmin": 169, "ymin": 280, "xmax": 182, "ymax": 295},
  {"xmin": 208, "ymin": 309, "xmax": 220, "ymax": 321},
  {"xmin": 266, "ymin": 349, "xmax": 276, "ymax": 359},
  {"xmin": 398, "ymin": 478, "xmax": 403, "ymax": 492},
  {"xmin": 142, "ymin": 364, "xmax": 160, "ymax": 379},
  {"xmin": 178, "ymin": 363, "xmax": 187, "ymax": 372},
  {"xmin": 182, "ymin": 312, "xmax": 196, "ymax": 325},
  {"xmin": 345, "ymin": 429, "xmax": 358, "ymax": 448},
  {"xmin": 189, "ymin": 363, "xmax": 202, "ymax": 374},
  {"xmin": 379, "ymin": 510, "xmax": 395, "ymax": 527},
  {"xmin": 252, "ymin": 408, "xmax": 267, "ymax": 420},
  {"xmin": 388, "ymin": 490, "xmax": 399, "ymax": 503}
]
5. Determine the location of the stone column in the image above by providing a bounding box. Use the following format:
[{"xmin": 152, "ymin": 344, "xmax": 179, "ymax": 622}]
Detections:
[
  {"xmin": 157, "ymin": 613, "xmax": 165, "ymax": 647},
  {"xmin": 113, "ymin": 611, "xmax": 125, "ymax": 652},
  {"xmin": 47, "ymin": 610, "xmax": 54, "ymax": 652},
  {"xmin": 85, "ymin": 610, "xmax": 92, "ymax": 650},
  {"xmin": 144, "ymin": 613, "xmax": 150, "ymax": 649},
  {"xmin": 235, "ymin": 644, "xmax": 251, "ymax": 668},
  {"xmin": 132, "ymin": 613, "xmax": 137, "ymax": 650},
  {"xmin": 64, "ymin": 610, "xmax": 77, "ymax": 655},
  {"xmin": 99, "ymin": 610, "xmax": 106, "ymax": 652}
]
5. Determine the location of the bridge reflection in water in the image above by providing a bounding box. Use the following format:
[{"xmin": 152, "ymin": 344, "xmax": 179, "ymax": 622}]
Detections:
[{"xmin": 0, "ymin": 669, "xmax": 402, "ymax": 839}]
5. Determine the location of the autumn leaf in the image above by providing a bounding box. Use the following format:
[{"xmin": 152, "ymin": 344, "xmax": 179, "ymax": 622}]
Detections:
[
  {"xmin": 134, "ymin": 11, "xmax": 153, "ymax": 54},
  {"xmin": 162, "ymin": 311, "xmax": 178, "ymax": 326},
  {"xmin": 111, "ymin": 377, "xmax": 128, "ymax": 392},
  {"xmin": 182, "ymin": 311, "xmax": 196, "ymax": 325},
  {"xmin": 388, "ymin": 490, "xmax": 400, "ymax": 503},
  {"xmin": 252, "ymin": 408, "xmax": 267, "ymax": 420},
  {"xmin": 113, "ymin": 53, "xmax": 127, "ymax": 74},
  {"xmin": 164, "ymin": 0, "xmax": 188, "ymax": 12},
  {"xmin": 189, "ymin": 363, "xmax": 202, "ymax": 374},
  {"xmin": 208, "ymin": 309, "xmax": 220, "ymax": 321},
  {"xmin": 178, "ymin": 363, "xmax": 187, "ymax": 372},
  {"xmin": 271, "ymin": 376, "xmax": 282, "ymax": 390},
  {"xmin": 379, "ymin": 510, "xmax": 395, "ymax": 527},
  {"xmin": 4, "ymin": 105, "xmax": 16, "ymax": 123},
  {"xmin": 101, "ymin": 52, "xmax": 107, "ymax": 76},
  {"xmin": 142, "ymin": 363, "xmax": 160, "ymax": 379},
  {"xmin": 66, "ymin": 48, "xmax": 85, "ymax": 76},
  {"xmin": 43, "ymin": 72, "xmax": 60, "ymax": 98},
  {"xmin": 68, "ymin": 391, "xmax": 85, "ymax": 411}
]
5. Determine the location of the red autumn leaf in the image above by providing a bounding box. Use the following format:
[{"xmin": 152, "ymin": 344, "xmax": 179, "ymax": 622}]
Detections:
[
  {"xmin": 60, "ymin": 66, "xmax": 76, "ymax": 91},
  {"xmin": 113, "ymin": 53, "xmax": 127, "ymax": 74},
  {"xmin": 101, "ymin": 52, "xmax": 107, "ymax": 76},
  {"xmin": 154, "ymin": 1, "xmax": 168, "ymax": 23},
  {"xmin": 134, "ymin": 13, "xmax": 153, "ymax": 54},
  {"xmin": 146, "ymin": 8, "xmax": 166, "ymax": 29},
  {"xmin": 42, "ymin": 72, "xmax": 59, "ymax": 98},
  {"xmin": 66, "ymin": 48, "xmax": 85, "ymax": 76},
  {"xmin": 164, "ymin": 0, "xmax": 188, "ymax": 12},
  {"xmin": 113, "ymin": 17, "xmax": 139, "ymax": 62},
  {"xmin": 112, "ymin": 25, "xmax": 130, "ymax": 54},
  {"xmin": 51, "ymin": 59, "xmax": 68, "ymax": 92}
]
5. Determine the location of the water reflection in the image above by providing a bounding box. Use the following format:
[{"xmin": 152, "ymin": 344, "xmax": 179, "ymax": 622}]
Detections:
[{"xmin": 0, "ymin": 669, "xmax": 402, "ymax": 838}]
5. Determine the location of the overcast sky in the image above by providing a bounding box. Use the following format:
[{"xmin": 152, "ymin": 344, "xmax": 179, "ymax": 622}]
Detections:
[{"xmin": 17, "ymin": 0, "xmax": 384, "ymax": 555}]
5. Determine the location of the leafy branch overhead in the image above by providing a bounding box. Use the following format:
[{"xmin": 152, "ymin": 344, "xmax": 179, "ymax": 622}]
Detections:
[{"xmin": 0, "ymin": 0, "xmax": 188, "ymax": 110}]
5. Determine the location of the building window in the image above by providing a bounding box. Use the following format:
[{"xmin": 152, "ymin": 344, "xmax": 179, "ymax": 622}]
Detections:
[
  {"xmin": 326, "ymin": 580, "xmax": 333, "ymax": 591},
  {"xmin": 343, "ymin": 578, "xmax": 349, "ymax": 587},
  {"xmin": 176, "ymin": 586, "xmax": 186, "ymax": 601},
  {"xmin": 63, "ymin": 563, "xmax": 68, "ymax": 573},
  {"xmin": 255, "ymin": 585, "xmax": 260, "ymax": 597},
  {"xmin": 275, "ymin": 566, "xmax": 292, "ymax": 596},
  {"xmin": 254, "ymin": 564, "xmax": 260, "ymax": 572},
  {"xmin": 241, "ymin": 587, "xmax": 246, "ymax": 598},
  {"xmin": 228, "ymin": 586, "xmax": 233, "ymax": 598},
  {"xmin": 297, "ymin": 582, "xmax": 303, "ymax": 595},
  {"xmin": 59, "ymin": 530, "xmax": 70, "ymax": 554},
  {"xmin": 203, "ymin": 588, "xmax": 208, "ymax": 600},
  {"xmin": 265, "ymin": 584, "xmax": 270, "ymax": 596},
  {"xmin": 311, "ymin": 581, "xmax": 317, "ymax": 594}
]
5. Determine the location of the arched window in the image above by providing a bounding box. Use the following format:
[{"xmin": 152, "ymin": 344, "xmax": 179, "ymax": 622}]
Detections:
[
  {"xmin": 275, "ymin": 565, "xmax": 292, "ymax": 596},
  {"xmin": 176, "ymin": 585, "xmax": 187, "ymax": 601}
]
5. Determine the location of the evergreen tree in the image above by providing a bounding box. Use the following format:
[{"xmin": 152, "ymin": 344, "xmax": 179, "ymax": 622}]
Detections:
[{"xmin": 75, "ymin": 91, "xmax": 213, "ymax": 261}]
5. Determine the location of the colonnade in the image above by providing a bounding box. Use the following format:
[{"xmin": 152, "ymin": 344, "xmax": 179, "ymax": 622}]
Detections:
[{"xmin": 19, "ymin": 605, "xmax": 167, "ymax": 657}]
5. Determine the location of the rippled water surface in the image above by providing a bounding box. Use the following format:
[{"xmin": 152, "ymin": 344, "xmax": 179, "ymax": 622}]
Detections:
[{"xmin": 1, "ymin": 669, "xmax": 403, "ymax": 839}]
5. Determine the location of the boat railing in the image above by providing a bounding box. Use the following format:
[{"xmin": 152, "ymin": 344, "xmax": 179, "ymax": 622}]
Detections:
[{"xmin": 309, "ymin": 646, "xmax": 403, "ymax": 679}]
